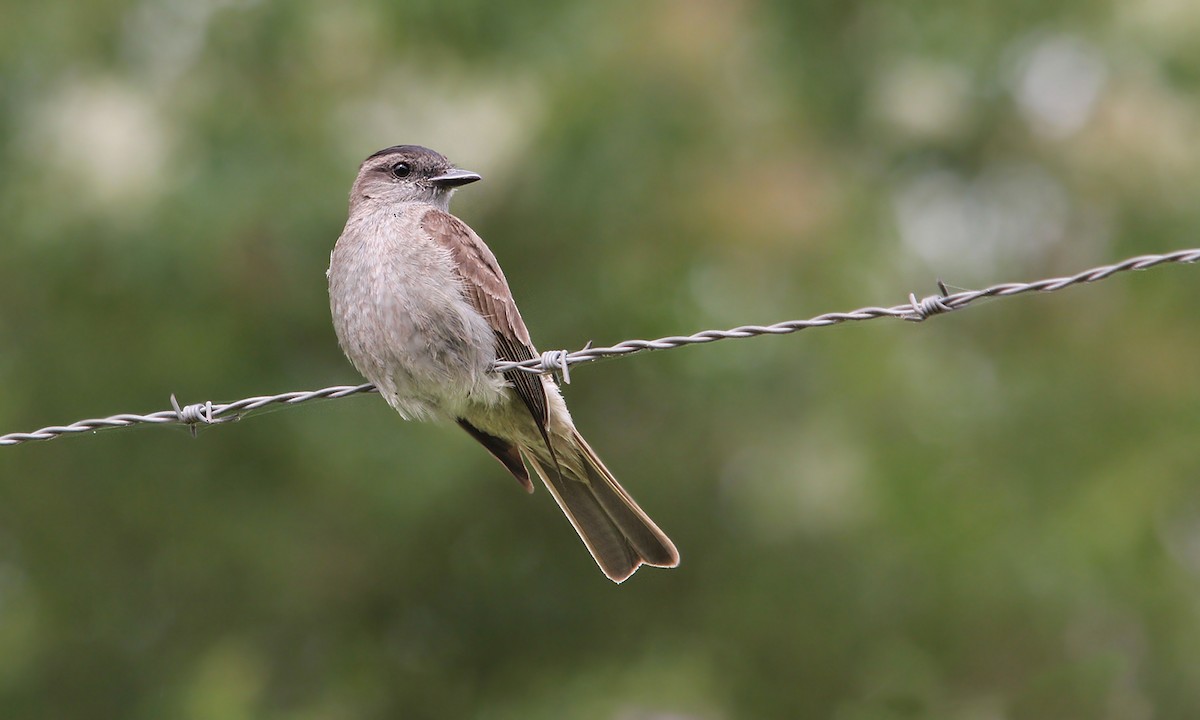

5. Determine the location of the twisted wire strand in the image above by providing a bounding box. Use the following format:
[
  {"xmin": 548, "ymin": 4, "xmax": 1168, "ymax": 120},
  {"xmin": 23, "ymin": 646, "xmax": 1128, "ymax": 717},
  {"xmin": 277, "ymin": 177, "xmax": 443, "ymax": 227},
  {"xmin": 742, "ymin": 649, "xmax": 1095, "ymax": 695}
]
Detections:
[{"xmin": 2, "ymin": 248, "xmax": 1197, "ymax": 447}]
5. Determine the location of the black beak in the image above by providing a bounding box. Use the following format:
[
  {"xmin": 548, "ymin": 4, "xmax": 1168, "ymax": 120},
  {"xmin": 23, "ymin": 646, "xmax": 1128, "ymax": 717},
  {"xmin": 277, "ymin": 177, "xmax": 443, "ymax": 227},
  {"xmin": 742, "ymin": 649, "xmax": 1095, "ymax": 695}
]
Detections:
[{"xmin": 430, "ymin": 169, "xmax": 482, "ymax": 188}]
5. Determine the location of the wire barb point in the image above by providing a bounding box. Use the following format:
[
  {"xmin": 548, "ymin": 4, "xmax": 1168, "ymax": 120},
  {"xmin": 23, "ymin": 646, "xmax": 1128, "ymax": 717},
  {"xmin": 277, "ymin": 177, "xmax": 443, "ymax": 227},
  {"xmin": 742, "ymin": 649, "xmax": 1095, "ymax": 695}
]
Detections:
[
  {"xmin": 906, "ymin": 292, "xmax": 955, "ymax": 321},
  {"xmin": 539, "ymin": 349, "xmax": 572, "ymax": 384},
  {"xmin": 170, "ymin": 394, "xmax": 237, "ymax": 438}
]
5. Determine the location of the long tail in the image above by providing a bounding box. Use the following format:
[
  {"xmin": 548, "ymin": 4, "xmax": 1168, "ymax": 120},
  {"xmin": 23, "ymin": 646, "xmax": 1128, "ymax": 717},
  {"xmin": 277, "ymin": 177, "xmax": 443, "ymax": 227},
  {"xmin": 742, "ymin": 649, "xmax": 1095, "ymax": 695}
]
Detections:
[{"xmin": 525, "ymin": 429, "xmax": 679, "ymax": 583}]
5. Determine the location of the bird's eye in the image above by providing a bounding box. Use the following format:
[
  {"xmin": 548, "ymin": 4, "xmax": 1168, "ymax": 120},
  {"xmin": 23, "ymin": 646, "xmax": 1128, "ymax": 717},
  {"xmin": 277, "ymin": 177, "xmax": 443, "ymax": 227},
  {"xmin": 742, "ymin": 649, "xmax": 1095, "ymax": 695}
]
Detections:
[{"xmin": 390, "ymin": 162, "xmax": 412, "ymax": 178}]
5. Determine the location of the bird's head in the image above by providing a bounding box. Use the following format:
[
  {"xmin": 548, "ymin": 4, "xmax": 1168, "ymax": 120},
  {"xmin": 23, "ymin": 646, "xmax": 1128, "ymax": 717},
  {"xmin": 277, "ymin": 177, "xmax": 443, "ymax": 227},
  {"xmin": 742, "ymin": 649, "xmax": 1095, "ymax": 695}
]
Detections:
[{"xmin": 350, "ymin": 145, "xmax": 480, "ymax": 212}]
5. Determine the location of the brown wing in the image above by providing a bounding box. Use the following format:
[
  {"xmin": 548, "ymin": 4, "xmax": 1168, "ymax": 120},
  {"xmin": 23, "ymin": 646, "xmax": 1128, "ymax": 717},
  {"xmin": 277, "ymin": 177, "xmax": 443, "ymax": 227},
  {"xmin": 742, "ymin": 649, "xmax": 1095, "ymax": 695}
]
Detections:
[
  {"xmin": 457, "ymin": 418, "xmax": 533, "ymax": 493},
  {"xmin": 420, "ymin": 209, "xmax": 550, "ymax": 434}
]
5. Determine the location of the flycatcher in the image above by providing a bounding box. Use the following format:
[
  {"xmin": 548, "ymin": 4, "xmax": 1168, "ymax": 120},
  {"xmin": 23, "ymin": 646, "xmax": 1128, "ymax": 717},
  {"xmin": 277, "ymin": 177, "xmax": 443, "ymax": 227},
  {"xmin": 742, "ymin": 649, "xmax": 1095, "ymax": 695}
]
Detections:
[{"xmin": 327, "ymin": 145, "xmax": 679, "ymax": 582}]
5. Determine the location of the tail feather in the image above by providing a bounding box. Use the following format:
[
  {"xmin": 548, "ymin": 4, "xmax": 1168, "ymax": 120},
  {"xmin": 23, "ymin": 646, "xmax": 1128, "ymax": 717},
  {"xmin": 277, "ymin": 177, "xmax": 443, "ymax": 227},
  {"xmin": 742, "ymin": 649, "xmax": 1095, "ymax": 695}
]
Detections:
[{"xmin": 526, "ymin": 430, "xmax": 679, "ymax": 583}]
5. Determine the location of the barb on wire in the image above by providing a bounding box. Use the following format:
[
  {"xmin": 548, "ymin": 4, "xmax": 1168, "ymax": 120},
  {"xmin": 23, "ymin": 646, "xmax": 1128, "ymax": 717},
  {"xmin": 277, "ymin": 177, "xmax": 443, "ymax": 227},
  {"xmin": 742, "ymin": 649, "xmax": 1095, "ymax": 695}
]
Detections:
[{"xmin": 2, "ymin": 248, "xmax": 1197, "ymax": 447}]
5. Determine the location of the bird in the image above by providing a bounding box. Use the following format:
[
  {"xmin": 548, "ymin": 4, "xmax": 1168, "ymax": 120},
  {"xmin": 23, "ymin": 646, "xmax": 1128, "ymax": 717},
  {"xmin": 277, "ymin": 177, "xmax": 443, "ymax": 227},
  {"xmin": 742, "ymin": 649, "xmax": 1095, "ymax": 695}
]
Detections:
[{"xmin": 326, "ymin": 145, "xmax": 679, "ymax": 582}]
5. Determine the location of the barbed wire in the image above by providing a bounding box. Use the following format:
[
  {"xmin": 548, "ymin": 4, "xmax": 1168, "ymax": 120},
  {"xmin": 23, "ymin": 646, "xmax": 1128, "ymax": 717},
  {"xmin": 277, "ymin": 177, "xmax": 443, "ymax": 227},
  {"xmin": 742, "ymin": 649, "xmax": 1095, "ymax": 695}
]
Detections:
[{"xmin": 2, "ymin": 247, "xmax": 1197, "ymax": 447}]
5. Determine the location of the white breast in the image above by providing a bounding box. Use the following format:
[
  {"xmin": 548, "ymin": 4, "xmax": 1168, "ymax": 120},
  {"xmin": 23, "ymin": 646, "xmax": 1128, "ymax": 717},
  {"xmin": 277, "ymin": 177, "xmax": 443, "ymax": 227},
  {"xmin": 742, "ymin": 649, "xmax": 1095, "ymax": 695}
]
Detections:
[{"xmin": 328, "ymin": 203, "xmax": 505, "ymax": 421}]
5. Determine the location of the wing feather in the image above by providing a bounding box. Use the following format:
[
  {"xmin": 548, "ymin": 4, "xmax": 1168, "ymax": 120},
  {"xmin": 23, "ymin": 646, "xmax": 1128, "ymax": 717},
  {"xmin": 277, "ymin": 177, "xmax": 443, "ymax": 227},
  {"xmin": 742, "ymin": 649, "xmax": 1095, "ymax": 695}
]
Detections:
[{"xmin": 420, "ymin": 209, "xmax": 550, "ymax": 433}]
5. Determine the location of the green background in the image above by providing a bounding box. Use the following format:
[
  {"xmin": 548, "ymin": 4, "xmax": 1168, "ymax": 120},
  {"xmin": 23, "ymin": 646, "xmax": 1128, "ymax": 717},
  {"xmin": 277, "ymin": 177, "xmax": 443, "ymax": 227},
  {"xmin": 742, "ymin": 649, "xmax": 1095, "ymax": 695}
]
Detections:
[{"xmin": 3, "ymin": 1, "xmax": 1200, "ymax": 718}]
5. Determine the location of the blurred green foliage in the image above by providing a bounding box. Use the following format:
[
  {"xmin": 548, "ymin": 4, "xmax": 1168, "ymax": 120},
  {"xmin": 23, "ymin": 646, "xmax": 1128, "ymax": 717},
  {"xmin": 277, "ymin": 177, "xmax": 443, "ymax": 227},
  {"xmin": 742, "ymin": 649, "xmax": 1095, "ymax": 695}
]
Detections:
[{"xmin": 3, "ymin": 0, "xmax": 1200, "ymax": 718}]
